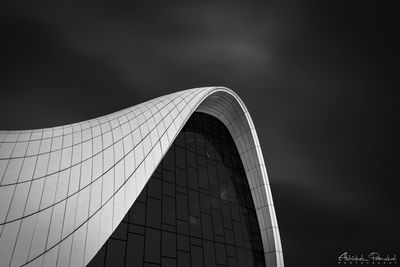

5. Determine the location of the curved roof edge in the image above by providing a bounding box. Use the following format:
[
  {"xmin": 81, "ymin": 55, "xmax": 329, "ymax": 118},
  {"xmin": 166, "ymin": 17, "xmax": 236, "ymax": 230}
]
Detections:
[{"xmin": 0, "ymin": 87, "xmax": 283, "ymax": 267}]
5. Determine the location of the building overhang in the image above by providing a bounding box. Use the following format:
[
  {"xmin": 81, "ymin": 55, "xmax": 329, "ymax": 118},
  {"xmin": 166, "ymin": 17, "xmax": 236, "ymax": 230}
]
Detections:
[{"xmin": 0, "ymin": 87, "xmax": 283, "ymax": 266}]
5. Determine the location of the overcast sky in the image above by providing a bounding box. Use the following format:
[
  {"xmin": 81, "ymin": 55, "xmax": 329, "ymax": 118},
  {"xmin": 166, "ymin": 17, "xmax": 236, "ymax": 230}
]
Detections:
[{"xmin": 1, "ymin": 1, "xmax": 397, "ymax": 266}]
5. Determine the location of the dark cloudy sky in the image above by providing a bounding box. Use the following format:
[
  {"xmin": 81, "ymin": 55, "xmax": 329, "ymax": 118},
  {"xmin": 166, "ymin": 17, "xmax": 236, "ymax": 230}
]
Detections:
[{"xmin": 1, "ymin": 1, "xmax": 397, "ymax": 266}]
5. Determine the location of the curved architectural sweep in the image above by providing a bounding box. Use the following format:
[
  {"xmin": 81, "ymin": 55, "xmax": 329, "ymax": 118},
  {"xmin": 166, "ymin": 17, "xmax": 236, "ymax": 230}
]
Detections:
[{"xmin": 0, "ymin": 87, "xmax": 283, "ymax": 267}]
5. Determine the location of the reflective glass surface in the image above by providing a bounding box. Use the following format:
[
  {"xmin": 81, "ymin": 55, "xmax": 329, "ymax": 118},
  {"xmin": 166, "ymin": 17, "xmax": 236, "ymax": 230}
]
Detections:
[{"xmin": 88, "ymin": 112, "xmax": 265, "ymax": 267}]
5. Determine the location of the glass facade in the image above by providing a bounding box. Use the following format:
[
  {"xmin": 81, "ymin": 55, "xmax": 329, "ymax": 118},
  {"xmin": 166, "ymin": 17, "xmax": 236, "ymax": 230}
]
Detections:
[{"xmin": 88, "ymin": 112, "xmax": 265, "ymax": 267}]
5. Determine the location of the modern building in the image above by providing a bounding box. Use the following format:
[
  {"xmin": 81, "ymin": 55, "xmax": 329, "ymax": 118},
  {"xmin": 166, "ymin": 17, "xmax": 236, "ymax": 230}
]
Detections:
[{"xmin": 0, "ymin": 87, "xmax": 283, "ymax": 267}]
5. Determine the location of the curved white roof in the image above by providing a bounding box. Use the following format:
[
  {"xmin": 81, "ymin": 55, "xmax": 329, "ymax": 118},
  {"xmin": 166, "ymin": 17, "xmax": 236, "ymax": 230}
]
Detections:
[{"xmin": 0, "ymin": 87, "xmax": 283, "ymax": 266}]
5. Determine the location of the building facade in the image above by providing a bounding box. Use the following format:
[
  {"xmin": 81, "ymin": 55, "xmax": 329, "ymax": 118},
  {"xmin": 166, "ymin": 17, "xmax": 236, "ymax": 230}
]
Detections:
[{"xmin": 0, "ymin": 87, "xmax": 283, "ymax": 266}]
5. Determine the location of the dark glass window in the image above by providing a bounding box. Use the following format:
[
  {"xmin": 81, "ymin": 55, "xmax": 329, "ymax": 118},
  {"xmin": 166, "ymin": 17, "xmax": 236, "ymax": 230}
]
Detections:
[{"xmin": 88, "ymin": 113, "xmax": 265, "ymax": 267}]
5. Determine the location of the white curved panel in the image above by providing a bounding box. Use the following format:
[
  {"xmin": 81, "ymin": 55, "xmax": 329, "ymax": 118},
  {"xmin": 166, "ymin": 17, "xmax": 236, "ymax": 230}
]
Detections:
[{"xmin": 0, "ymin": 87, "xmax": 283, "ymax": 267}]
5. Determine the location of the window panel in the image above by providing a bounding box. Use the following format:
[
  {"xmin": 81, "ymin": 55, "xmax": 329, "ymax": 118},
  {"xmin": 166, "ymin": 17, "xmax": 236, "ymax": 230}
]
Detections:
[
  {"xmin": 198, "ymin": 166, "xmax": 208, "ymax": 190},
  {"xmin": 202, "ymin": 240, "xmax": 217, "ymax": 267},
  {"xmin": 175, "ymin": 146, "xmax": 185, "ymax": 169},
  {"xmin": 177, "ymin": 251, "xmax": 190, "ymax": 267},
  {"xmin": 162, "ymin": 231, "xmax": 176, "ymax": 258},
  {"xmin": 190, "ymin": 245, "xmax": 204, "ymax": 267},
  {"xmin": 162, "ymin": 181, "xmax": 175, "ymax": 197},
  {"xmin": 104, "ymin": 239, "xmax": 125, "ymax": 267},
  {"xmin": 129, "ymin": 202, "xmax": 145, "ymax": 226},
  {"xmin": 125, "ymin": 233, "xmax": 144, "ymax": 266},
  {"xmin": 187, "ymin": 167, "xmax": 198, "ymax": 191},
  {"xmin": 176, "ymin": 192, "xmax": 188, "ymax": 221},
  {"xmin": 147, "ymin": 178, "xmax": 161, "ymax": 200},
  {"xmin": 175, "ymin": 168, "xmax": 187, "ymax": 187},
  {"xmin": 162, "ymin": 196, "xmax": 175, "ymax": 226},
  {"xmin": 144, "ymin": 228, "xmax": 160, "ymax": 264},
  {"xmin": 146, "ymin": 198, "xmax": 161, "ymax": 229}
]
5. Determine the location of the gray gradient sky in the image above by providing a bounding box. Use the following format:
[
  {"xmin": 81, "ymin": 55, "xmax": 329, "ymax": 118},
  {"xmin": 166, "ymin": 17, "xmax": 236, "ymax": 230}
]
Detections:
[{"xmin": 1, "ymin": 1, "xmax": 397, "ymax": 266}]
